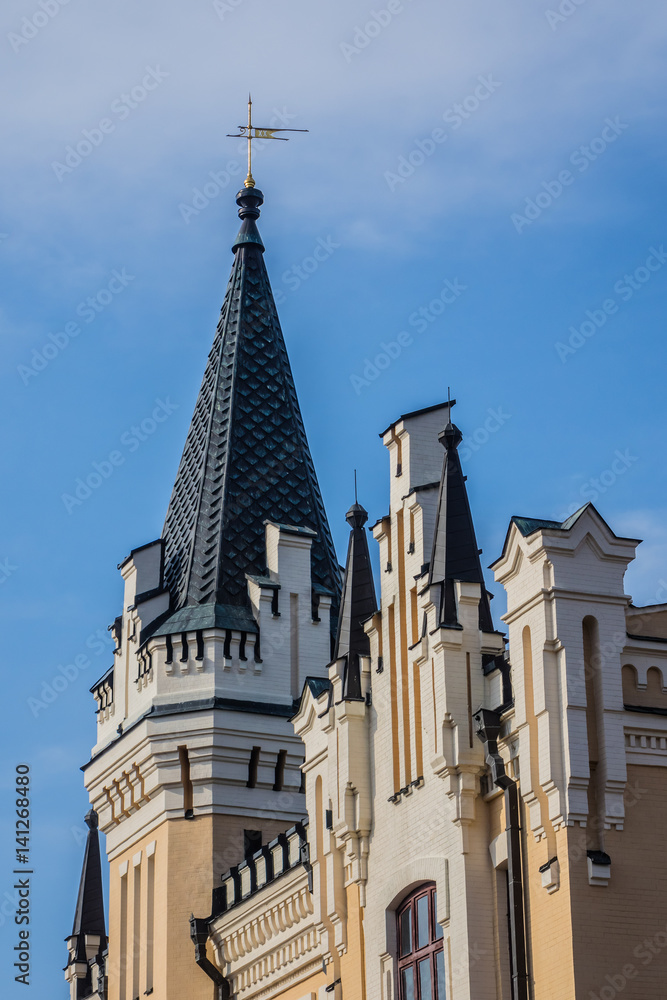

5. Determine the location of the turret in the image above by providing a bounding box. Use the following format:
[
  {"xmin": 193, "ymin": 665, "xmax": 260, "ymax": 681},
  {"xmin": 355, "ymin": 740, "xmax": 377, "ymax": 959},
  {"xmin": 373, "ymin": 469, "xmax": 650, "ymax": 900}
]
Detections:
[
  {"xmin": 64, "ymin": 811, "xmax": 107, "ymax": 1000},
  {"xmin": 81, "ymin": 173, "xmax": 340, "ymax": 1000}
]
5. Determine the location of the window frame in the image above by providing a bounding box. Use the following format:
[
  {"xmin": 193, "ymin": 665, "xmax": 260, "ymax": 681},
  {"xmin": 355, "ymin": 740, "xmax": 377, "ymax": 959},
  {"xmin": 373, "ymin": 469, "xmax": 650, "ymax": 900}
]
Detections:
[{"xmin": 396, "ymin": 883, "xmax": 445, "ymax": 999}]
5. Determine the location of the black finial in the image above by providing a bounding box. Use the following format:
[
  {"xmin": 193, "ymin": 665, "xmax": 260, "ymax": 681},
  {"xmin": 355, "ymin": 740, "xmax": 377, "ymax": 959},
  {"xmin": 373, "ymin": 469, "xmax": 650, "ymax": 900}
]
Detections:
[
  {"xmin": 335, "ymin": 497, "xmax": 377, "ymax": 696},
  {"xmin": 440, "ymin": 387, "xmax": 462, "ymax": 448},
  {"xmin": 345, "ymin": 501, "xmax": 369, "ymax": 530},
  {"xmin": 232, "ymin": 186, "xmax": 265, "ymax": 253},
  {"xmin": 429, "ymin": 402, "xmax": 493, "ymax": 631},
  {"xmin": 84, "ymin": 809, "xmax": 98, "ymax": 830},
  {"xmin": 439, "ymin": 421, "xmax": 463, "ymax": 451}
]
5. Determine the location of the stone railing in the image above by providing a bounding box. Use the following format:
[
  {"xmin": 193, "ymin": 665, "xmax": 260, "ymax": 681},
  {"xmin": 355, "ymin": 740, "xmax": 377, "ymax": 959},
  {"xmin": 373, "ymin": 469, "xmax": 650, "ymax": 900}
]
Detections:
[
  {"xmin": 217, "ymin": 822, "xmax": 311, "ymax": 916},
  {"xmin": 208, "ymin": 833, "xmax": 320, "ymax": 1000}
]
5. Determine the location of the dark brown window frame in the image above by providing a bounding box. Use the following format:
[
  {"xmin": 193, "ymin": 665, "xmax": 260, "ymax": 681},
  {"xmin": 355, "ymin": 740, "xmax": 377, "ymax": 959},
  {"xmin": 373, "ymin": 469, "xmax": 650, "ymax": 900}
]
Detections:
[{"xmin": 396, "ymin": 882, "xmax": 445, "ymax": 999}]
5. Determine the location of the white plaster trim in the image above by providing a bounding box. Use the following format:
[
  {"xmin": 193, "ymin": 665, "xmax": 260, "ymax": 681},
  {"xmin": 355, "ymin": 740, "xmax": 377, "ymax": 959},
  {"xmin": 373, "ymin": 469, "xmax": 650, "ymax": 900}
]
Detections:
[
  {"xmin": 381, "ymin": 856, "xmax": 450, "ymax": 920},
  {"xmin": 587, "ymin": 857, "xmax": 611, "ymax": 887},
  {"xmin": 489, "ymin": 832, "xmax": 508, "ymax": 869},
  {"xmin": 625, "ymin": 729, "xmax": 667, "ymax": 766}
]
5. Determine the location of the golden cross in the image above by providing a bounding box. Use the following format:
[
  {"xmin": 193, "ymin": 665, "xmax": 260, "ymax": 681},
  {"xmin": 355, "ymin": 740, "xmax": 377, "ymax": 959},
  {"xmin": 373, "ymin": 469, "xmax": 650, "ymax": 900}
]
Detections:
[{"xmin": 227, "ymin": 95, "xmax": 308, "ymax": 188}]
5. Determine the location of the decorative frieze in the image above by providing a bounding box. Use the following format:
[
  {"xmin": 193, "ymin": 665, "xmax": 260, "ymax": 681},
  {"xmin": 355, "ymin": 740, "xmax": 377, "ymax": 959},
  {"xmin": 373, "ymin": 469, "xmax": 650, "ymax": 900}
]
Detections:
[
  {"xmin": 210, "ymin": 864, "xmax": 318, "ymax": 1000},
  {"xmin": 625, "ymin": 728, "xmax": 667, "ymax": 765}
]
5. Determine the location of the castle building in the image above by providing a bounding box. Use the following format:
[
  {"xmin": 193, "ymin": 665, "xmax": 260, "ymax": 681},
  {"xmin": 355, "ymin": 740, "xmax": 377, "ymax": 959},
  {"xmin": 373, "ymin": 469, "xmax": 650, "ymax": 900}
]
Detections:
[{"xmin": 67, "ymin": 168, "xmax": 667, "ymax": 1000}]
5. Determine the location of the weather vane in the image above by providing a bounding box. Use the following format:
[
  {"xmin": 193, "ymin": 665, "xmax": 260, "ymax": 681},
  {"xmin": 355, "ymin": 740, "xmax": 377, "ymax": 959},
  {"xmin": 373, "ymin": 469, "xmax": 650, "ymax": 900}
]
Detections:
[{"xmin": 227, "ymin": 95, "xmax": 308, "ymax": 189}]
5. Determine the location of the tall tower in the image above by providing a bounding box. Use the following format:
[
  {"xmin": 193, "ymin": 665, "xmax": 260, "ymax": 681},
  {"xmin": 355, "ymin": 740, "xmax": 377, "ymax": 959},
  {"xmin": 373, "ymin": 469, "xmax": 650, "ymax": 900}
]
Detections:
[{"xmin": 79, "ymin": 181, "xmax": 341, "ymax": 1000}]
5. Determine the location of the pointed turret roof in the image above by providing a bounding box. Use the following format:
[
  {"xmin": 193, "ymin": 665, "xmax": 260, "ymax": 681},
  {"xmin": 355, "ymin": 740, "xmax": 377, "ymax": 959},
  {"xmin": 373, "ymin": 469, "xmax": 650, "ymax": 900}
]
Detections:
[
  {"xmin": 428, "ymin": 419, "xmax": 493, "ymax": 631},
  {"xmin": 161, "ymin": 186, "xmax": 340, "ymax": 633},
  {"xmin": 70, "ymin": 810, "xmax": 106, "ymax": 959},
  {"xmin": 334, "ymin": 501, "xmax": 377, "ymax": 699}
]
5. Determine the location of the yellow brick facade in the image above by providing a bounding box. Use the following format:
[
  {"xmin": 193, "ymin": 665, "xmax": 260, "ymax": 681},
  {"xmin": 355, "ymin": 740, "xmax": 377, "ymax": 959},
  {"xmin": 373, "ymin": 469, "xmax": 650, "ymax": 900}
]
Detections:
[{"xmin": 73, "ymin": 400, "xmax": 667, "ymax": 1000}]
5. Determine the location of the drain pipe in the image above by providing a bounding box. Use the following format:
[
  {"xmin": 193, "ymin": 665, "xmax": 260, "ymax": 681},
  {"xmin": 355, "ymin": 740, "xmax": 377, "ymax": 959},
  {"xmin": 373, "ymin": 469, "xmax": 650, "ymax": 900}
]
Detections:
[
  {"xmin": 189, "ymin": 915, "xmax": 230, "ymax": 1000},
  {"xmin": 474, "ymin": 708, "xmax": 529, "ymax": 1000}
]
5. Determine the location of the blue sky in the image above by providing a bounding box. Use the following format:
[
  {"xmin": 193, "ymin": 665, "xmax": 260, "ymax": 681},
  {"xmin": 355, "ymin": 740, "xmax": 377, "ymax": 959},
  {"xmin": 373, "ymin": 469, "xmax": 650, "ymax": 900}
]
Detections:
[{"xmin": 1, "ymin": 0, "xmax": 667, "ymax": 993}]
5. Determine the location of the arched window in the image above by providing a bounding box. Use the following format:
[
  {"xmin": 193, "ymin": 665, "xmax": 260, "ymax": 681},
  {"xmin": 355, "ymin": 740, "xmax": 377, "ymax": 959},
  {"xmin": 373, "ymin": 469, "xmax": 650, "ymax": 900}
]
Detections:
[{"xmin": 396, "ymin": 883, "xmax": 446, "ymax": 999}]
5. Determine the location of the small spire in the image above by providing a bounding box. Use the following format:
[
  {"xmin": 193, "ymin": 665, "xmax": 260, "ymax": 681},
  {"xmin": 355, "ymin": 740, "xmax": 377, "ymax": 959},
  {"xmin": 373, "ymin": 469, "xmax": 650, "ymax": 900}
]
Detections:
[
  {"xmin": 334, "ymin": 498, "xmax": 378, "ymax": 699},
  {"xmin": 429, "ymin": 413, "xmax": 493, "ymax": 631},
  {"xmin": 68, "ymin": 809, "xmax": 107, "ymax": 965}
]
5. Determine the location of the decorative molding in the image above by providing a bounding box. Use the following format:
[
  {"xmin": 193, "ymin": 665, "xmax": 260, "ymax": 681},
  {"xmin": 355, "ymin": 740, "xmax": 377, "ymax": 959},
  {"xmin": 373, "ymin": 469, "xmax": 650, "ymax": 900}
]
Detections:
[
  {"xmin": 211, "ymin": 867, "xmax": 319, "ymax": 1000},
  {"xmin": 102, "ymin": 759, "xmax": 151, "ymax": 824},
  {"xmin": 625, "ymin": 729, "xmax": 667, "ymax": 765}
]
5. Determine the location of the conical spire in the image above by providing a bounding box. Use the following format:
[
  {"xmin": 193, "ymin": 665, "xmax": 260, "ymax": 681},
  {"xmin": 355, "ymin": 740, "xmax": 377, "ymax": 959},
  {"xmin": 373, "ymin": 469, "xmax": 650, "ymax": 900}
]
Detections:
[
  {"xmin": 161, "ymin": 186, "xmax": 340, "ymax": 630},
  {"xmin": 428, "ymin": 418, "xmax": 493, "ymax": 631},
  {"xmin": 334, "ymin": 501, "xmax": 377, "ymax": 699},
  {"xmin": 70, "ymin": 810, "xmax": 107, "ymax": 959}
]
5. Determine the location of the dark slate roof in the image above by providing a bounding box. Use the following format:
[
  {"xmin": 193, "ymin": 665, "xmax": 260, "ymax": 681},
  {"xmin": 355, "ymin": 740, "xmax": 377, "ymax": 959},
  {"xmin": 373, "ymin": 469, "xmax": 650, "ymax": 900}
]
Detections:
[
  {"xmin": 161, "ymin": 186, "xmax": 340, "ymax": 633},
  {"xmin": 150, "ymin": 601, "xmax": 258, "ymax": 637},
  {"xmin": 512, "ymin": 506, "xmax": 590, "ymax": 540},
  {"xmin": 428, "ymin": 421, "xmax": 493, "ymax": 631},
  {"xmin": 304, "ymin": 676, "xmax": 332, "ymax": 700},
  {"xmin": 292, "ymin": 675, "xmax": 333, "ymax": 721},
  {"xmin": 70, "ymin": 810, "xmax": 107, "ymax": 964},
  {"xmin": 491, "ymin": 502, "xmax": 641, "ymax": 569},
  {"xmin": 333, "ymin": 502, "xmax": 378, "ymax": 699},
  {"xmin": 512, "ymin": 516, "xmax": 562, "ymax": 536}
]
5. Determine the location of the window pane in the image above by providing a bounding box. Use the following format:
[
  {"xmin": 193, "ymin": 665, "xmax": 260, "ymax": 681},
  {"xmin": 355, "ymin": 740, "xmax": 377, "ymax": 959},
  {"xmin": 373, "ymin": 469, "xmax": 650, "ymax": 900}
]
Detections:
[
  {"xmin": 435, "ymin": 949, "xmax": 446, "ymax": 999},
  {"xmin": 401, "ymin": 965, "xmax": 415, "ymax": 1000},
  {"xmin": 433, "ymin": 891, "xmax": 443, "ymax": 940},
  {"xmin": 400, "ymin": 907, "xmax": 413, "ymax": 957},
  {"xmin": 416, "ymin": 894, "xmax": 430, "ymax": 949},
  {"xmin": 419, "ymin": 958, "xmax": 433, "ymax": 1000}
]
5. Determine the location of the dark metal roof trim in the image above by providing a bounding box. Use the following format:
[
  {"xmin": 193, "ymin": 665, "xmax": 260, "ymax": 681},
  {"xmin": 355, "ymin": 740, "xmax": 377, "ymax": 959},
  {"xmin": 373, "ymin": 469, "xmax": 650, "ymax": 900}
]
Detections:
[
  {"xmin": 401, "ymin": 481, "xmax": 440, "ymax": 501},
  {"xmin": 625, "ymin": 632, "xmax": 667, "ymax": 645},
  {"xmin": 149, "ymin": 602, "xmax": 259, "ymax": 638},
  {"xmin": 378, "ymin": 399, "xmax": 456, "ymax": 438},
  {"xmin": 117, "ymin": 537, "xmax": 163, "ymax": 571},
  {"xmin": 263, "ymin": 521, "xmax": 318, "ymax": 537},
  {"xmin": 89, "ymin": 665, "xmax": 114, "ymax": 693},
  {"xmin": 624, "ymin": 703, "xmax": 667, "ymax": 716}
]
